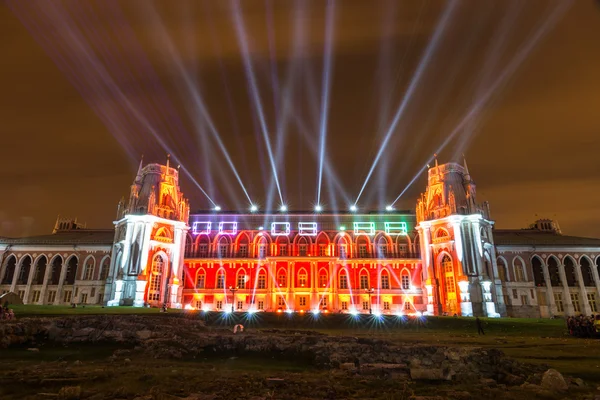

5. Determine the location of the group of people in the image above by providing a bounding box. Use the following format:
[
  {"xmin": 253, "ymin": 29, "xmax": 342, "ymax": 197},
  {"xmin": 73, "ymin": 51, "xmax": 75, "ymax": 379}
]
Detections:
[
  {"xmin": 0, "ymin": 304, "xmax": 15, "ymax": 320},
  {"xmin": 567, "ymin": 314, "xmax": 600, "ymax": 338}
]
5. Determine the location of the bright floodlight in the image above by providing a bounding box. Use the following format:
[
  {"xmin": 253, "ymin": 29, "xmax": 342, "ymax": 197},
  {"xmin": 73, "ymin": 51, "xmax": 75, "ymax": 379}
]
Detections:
[
  {"xmin": 214, "ymin": 205, "xmax": 222, "ymax": 211},
  {"xmin": 349, "ymin": 205, "xmax": 358, "ymax": 212},
  {"xmin": 258, "ymin": 226, "xmax": 264, "ymax": 231},
  {"xmin": 224, "ymin": 309, "xmax": 231, "ymax": 314},
  {"xmin": 373, "ymin": 310, "xmax": 382, "ymax": 318},
  {"xmin": 285, "ymin": 309, "xmax": 293, "ymax": 314},
  {"xmin": 248, "ymin": 308, "xmax": 256, "ymax": 314},
  {"xmin": 339, "ymin": 226, "xmax": 346, "ymax": 231},
  {"xmin": 312, "ymin": 309, "xmax": 320, "ymax": 315},
  {"xmin": 386, "ymin": 205, "xmax": 394, "ymax": 211},
  {"xmin": 280, "ymin": 204, "xmax": 288, "ymax": 212},
  {"xmin": 314, "ymin": 205, "xmax": 323, "ymax": 212},
  {"xmin": 250, "ymin": 204, "xmax": 258, "ymax": 212},
  {"xmin": 349, "ymin": 308, "xmax": 358, "ymax": 316}
]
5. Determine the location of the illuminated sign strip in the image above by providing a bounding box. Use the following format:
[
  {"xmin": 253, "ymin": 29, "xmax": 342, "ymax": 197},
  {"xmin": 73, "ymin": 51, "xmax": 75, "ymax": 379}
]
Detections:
[
  {"xmin": 192, "ymin": 222, "xmax": 211, "ymax": 235},
  {"xmin": 298, "ymin": 222, "xmax": 318, "ymax": 236},
  {"xmin": 354, "ymin": 222, "xmax": 375, "ymax": 235},
  {"xmin": 385, "ymin": 222, "xmax": 407, "ymax": 235},
  {"xmin": 271, "ymin": 222, "xmax": 290, "ymax": 236},
  {"xmin": 219, "ymin": 222, "xmax": 238, "ymax": 235}
]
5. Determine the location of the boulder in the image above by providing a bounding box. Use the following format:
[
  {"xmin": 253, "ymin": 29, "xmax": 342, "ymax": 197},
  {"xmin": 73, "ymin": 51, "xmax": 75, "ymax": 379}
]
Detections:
[
  {"xmin": 410, "ymin": 368, "xmax": 451, "ymax": 381},
  {"xmin": 540, "ymin": 369, "xmax": 568, "ymax": 391}
]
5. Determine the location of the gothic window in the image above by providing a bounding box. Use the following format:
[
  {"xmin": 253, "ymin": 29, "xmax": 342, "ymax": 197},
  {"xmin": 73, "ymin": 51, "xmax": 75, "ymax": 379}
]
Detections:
[
  {"xmin": 445, "ymin": 276, "xmax": 455, "ymax": 293},
  {"xmin": 258, "ymin": 239, "xmax": 267, "ymax": 258},
  {"xmin": 581, "ymin": 257, "xmax": 594, "ymax": 286},
  {"xmin": 319, "ymin": 245, "xmax": 328, "ymax": 257},
  {"xmin": 33, "ymin": 256, "xmax": 47, "ymax": 285},
  {"xmin": 563, "ymin": 257, "xmax": 578, "ymax": 287},
  {"xmin": 381, "ymin": 274, "xmax": 390, "ymax": 289},
  {"xmin": 358, "ymin": 244, "xmax": 368, "ymax": 258},
  {"xmin": 532, "ymin": 256, "xmax": 545, "ymax": 286},
  {"xmin": 339, "ymin": 244, "xmax": 347, "ymax": 258},
  {"xmin": 277, "ymin": 272, "xmax": 286, "ymax": 287},
  {"xmin": 279, "ymin": 244, "xmax": 288, "ymax": 256},
  {"xmin": 65, "ymin": 256, "xmax": 78, "ymax": 285},
  {"xmin": 377, "ymin": 240, "xmax": 388, "ymax": 258},
  {"xmin": 17, "ymin": 256, "xmax": 32, "ymax": 284},
  {"xmin": 339, "ymin": 274, "xmax": 348, "ymax": 289},
  {"xmin": 198, "ymin": 244, "xmax": 208, "ymax": 257},
  {"xmin": 441, "ymin": 255, "xmax": 453, "ymax": 273},
  {"xmin": 100, "ymin": 258, "xmax": 110, "ymax": 280},
  {"xmin": 319, "ymin": 272, "xmax": 328, "ymax": 288},
  {"xmin": 83, "ymin": 259, "xmax": 95, "ymax": 280},
  {"xmin": 360, "ymin": 273, "xmax": 369, "ymax": 289},
  {"xmin": 258, "ymin": 273, "xmax": 266, "ymax": 289},
  {"xmin": 1, "ymin": 256, "xmax": 16, "ymax": 284},
  {"xmin": 216, "ymin": 272, "xmax": 225, "ymax": 289},
  {"xmin": 298, "ymin": 270, "xmax": 307, "ymax": 286},
  {"xmin": 237, "ymin": 273, "xmax": 246, "ymax": 289},
  {"xmin": 148, "ymin": 255, "xmax": 164, "ymax": 301},
  {"xmin": 547, "ymin": 257, "xmax": 561, "ymax": 287},
  {"xmin": 436, "ymin": 229, "xmax": 449, "ymax": 240},
  {"xmin": 497, "ymin": 258, "xmax": 508, "ymax": 282},
  {"xmin": 239, "ymin": 244, "xmax": 248, "ymax": 258},
  {"xmin": 196, "ymin": 272, "xmax": 205, "ymax": 289},
  {"xmin": 49, "ymin": 256, "xmax": 62, "ymax": 285},
  {"xmin": 401, "ymin": 271, "xmax": 410, "ymax": 290},
  {"xmin": 218, "ymin": 240, "xmax": 229, "ymax": 258}
]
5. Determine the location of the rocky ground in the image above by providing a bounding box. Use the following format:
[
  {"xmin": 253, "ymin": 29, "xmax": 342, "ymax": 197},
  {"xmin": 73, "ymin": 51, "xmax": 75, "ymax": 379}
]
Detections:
[{"xmin": 1, "ymin": 315, "xmax": 599, "ymax": 399}]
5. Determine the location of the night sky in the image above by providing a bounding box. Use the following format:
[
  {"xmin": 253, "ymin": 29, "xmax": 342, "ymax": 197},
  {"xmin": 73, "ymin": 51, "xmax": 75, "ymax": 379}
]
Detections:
[{"xmin": 1, "ymin": 1, "xmax": 599, "ymax": 238}]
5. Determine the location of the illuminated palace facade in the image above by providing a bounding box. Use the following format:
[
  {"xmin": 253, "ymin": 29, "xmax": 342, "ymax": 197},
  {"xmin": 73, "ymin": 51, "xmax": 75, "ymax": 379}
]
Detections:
[{"xmin": 1, "ymin": 159, "xmax": 600, "ymax": 318}]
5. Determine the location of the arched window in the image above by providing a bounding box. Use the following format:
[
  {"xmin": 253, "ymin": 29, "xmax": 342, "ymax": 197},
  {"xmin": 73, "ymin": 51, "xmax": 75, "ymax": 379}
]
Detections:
[
  {"xmin": 318, "ymin": 269, "xmax": 328, "ymax": 288},
  {"xmin": 237, "ymin": 269, "xmax": 247, "ymax": 289},
  {"xmin": 380, "ymin": 270, "xmax": 390, "ymax": 289},
  {"xmin": 148, "ymin": 255, "xmax": 164, "ymax": 301},
  {"xmin": 298, "ymin": 268, "xmax": 307, "ymax": 287},
  {"xmin": 514, "ymin": 258, "xmax": 526, "ymax": 282},
  {"xmin": 532, "ymin": 256, "xmax": 545, "ymax": 286},
  {"xmin": 17, "ymin": 255, "xmax": 32, "ymax": 284},
  {"xmin": 1, "ymin": 255, "xmax": 16, "ymax": 284},
  {"xmin": 357, "ymin": 236, "xmax": 370, "ymax": 258},
  {"xmin": 277, "ymin": 269, "xmax": 287, "ymax": 288},
  {"xmin": 196, "ymin": 269, "xmax": 206, "ymax": 289},
  {"xmin": 49, "ymin": 256, "xmax": 62, "ymax": 285},
  {"xmin": 401, "ymin": 270, "xmax": 410, "ymax": 290},
  {"xmin": 547, "ymin": 256, "xmax": 561, "ymax": 287},
  {"xmin": 33, "ymin": 256, "xmax": 47, "ymax": 285},
  {"xmin": 441, "ymin": 255, "xmax": 453, "ymax": 274},
  {"xmin": 257, "ymin": 270, "xmax": 267, "ymax": 289},
  {"xmin": 436, "ymin": 228, "xmax": 449, "ymax": 240},
  {"xmin": 497, "ymin": 258, "xmax": 508, "ymax": 282},
  {"xmin": 581, "ymin": 257, "xmax": 594, "ymax": 286},
  {"xmin": 376, "ymin": 237, "xmax": 389, "ymax": 258},
  {"xmin": 83, "ymin": 258, "xmax": 95, "ymax": 280},
  {"xmin": 218, "ymin": 237, "xmax": 230, "ymax": 258},
  {"xmin": 339, "ymin": 269, "xmax": 349, "ymax": 289},
  {"xmin": 297, "ymin": 237, "xmax": 309, "ymax": 256},
  {"xmin": 216, "ymin": 270, "xmax": 226, "ymax": 289},
  {"xmin": 99, "ymin": 258, "xmax": 110, "ymax": 280},
  {"xmin": 563, "ymin": 257, "xmax": 578, "ymax": 287},
  {"xmin": 65, "ymin": 256, "xmax": 78, "ymax": 285},
  {"xmin": 359, "ymin": 269, "xmax": 369, "ymax": 289},
  {"xmin": 257, "ymin": 237, "xmax": 268, "ymax": 259},
  {"xmin": 483, "ymin": 252, "xmax": 493, "ymax": 278}
]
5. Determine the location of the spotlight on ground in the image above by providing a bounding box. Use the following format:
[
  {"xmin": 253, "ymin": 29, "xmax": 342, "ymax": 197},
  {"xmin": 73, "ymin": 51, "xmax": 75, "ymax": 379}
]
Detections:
[
  {"xmin": 213, "ymin": 206, "xmax": 222, "ymax": 212},
  {"xmin": 247, "ymin": 308, "xmax": 256, "ymax": 314},
  {"xmin": 349, "ymin": 308, "xmax": 358, "ymax": 316},
  {"xmin": 285, "ymin": 309, "xmax": 293, "ymax": 314},
  {"xmin": 385, "ymin": 205, "xmax": 394, "ymax": 211},
  {"xmin": 250, "ymin": 204, "xmax": 258, "ymax": 212},
  {"xmin": 373, "ymin": 310, "xmax": 382, "ymax": 318},
  {"xmin": 349, "ymin": 205, "xmax": 357, "ymax": 212},
  {"xmin": 314, "ymin": 205, "xmax": 323, "ymax": 212},
  {"xmin": 312, "ymin": 309, "xmax": 320, "ymax": 316},
  {"xmin": 280, "ymin": 204, "xmax": 288, "ymax": 212}
]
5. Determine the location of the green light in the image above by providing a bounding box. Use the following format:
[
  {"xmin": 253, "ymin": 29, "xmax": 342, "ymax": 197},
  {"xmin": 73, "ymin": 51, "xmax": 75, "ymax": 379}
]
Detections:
[
  {"xmin": 339, "ymin": 226, "xmax": 346, "ymax": 231},
  {"xmin": 385, "ymin": 222, "xmax": 407, "ymax": 235}
]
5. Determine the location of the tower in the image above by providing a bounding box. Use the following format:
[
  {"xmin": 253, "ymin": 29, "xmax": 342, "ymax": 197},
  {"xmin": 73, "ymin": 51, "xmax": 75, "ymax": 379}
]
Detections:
[
  {"xmin": 106, "ymin": 157, "xmax": 190, "ymax": 307},
  {"xmin": 416, "ymin": 157, "xmax": 504, "ymax": 317}
]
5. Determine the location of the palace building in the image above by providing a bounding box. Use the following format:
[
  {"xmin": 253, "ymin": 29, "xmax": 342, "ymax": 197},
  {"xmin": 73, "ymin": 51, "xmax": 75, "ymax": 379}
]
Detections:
[{"xmin": 1, "ymin": 158, "xmax": 599, "ymax": 318}]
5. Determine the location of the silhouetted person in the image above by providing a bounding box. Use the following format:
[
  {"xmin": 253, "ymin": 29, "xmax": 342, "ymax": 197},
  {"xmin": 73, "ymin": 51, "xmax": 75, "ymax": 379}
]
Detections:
[{"xmin": 476, "ymin": 317, "xmax": 485, "ymax": 335}]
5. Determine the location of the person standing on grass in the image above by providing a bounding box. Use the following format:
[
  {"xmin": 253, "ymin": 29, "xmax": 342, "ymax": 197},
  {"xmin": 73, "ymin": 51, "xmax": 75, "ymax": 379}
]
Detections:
[{"xmin": 476, "ymin": 317, "xmax": 485, "ymax": 335}]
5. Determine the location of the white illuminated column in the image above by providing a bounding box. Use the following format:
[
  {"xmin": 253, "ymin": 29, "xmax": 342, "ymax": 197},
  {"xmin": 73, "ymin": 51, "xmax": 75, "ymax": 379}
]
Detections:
[
  {"xmin": 425, "ymin": 284, "xmax": 435, "ymax": 315},
  {"xmin": 457, "ymin": 280, "xmax": 472, "ymax": 317},
  {"xmin": 108, "ymin": 280, "xmax": 124, "ymax": 306},
  {"xmin": 481, "ymin": 281, "xmax": 500, "ymax": 318}
]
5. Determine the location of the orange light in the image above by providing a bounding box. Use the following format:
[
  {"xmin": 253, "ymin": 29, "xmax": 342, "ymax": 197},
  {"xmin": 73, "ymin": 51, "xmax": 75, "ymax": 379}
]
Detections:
[
  {"xmin": 277, "ymin": 309, "xmax": 282, "ymax": 313},
  {"xmin": 300, "ymin": 310, "xmax": 305, "ymax": 313}
]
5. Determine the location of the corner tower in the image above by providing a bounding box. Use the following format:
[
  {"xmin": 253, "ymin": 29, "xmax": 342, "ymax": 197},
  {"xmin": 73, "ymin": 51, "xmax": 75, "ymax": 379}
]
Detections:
[
  {"xmin": 106, "ymin": 157, "xmax": 190, "ymax": 307},
  {"xmin": 416, "ymin": 158, "xmax": 505, "ymax": 317}
]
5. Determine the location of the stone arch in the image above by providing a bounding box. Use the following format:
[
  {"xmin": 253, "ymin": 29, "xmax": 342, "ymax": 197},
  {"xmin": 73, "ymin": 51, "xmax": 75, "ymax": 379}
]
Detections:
[
  {"xmin": 33, "ymin": 255, "xmax": 48, "ymax": 285},
  {"xmin": 512, "ymin": 256, "xmax": 527, "ymax": 282},
  {"xmin": 395, "ymin": 234, "xmax": 411, "ymax": 257},
  {"xmin": 16, "ymin": 254, "xmax": 32, "ymax": 285},
  {"xmin": 82, "ymin": 255, "xmax": 96, "ymax": 280},
  {"xmin": 547, "ymin": 256, "xmax": 561, "ymax": 287},
  {"xmin": 184, "ymin": 232, "xmax": 194, "ymax": 256},
  {"xmin": 496, "ymin": 256, "xmax": 509, "ymax": 282},
  {"xmin": 48, "ymin": 255, "xmax": 63, "ymax": 285},
  {"xmin": 215, "ymin": 235, "xmax": 232, "ymax": 258},
  {"xmin": 580, "ymin": 256, "xmax": 595, "ymax": 286},
  {"xmin": 275, "ymin": 235, "xmax": 290, "ymax": 256},
  {"xmin": 64, "ymin": 255, "xmax": 78, "ymax": 285},
  {"xmin": 1, "ymin": 255, "xmax": 17, "ymax": 284},
  {"xmin": 563, "ymin": 255, "xmax": 578, "ymax": 287},
  {"xmin": 356, "ymin": 235, "xmax": 371, "ymax": 258},
  {"xmin": 235, "ymin": 231, "xmax": 251, "ymax": 251},
  {"xmin": 276, "ymin": 267, "xmax": 287, "ymax": 288},
  {"xmin": 255, "ymin": 235, "xmax": 269, "ymax": 258},
  {"xmin": 374, "ymin": 233, "xmax": 392, "ymax": 258},
  {"xmin": 378, "ymin": 266, "xmax": 391, "ymax": 289},
  {"xmin": 215, "ymin": 266, "xmax": 227, "ymax": 289},
  {"xmin": 297, "ymin": 267, "xmax": 308, "ymax": 287},
  {"xmin": 155, "ymin": 227, "xmax": 173, "ymax": 240},
  {"xmin": 531, "ymin": 255, "xmax": 545, "ymax": 286}
]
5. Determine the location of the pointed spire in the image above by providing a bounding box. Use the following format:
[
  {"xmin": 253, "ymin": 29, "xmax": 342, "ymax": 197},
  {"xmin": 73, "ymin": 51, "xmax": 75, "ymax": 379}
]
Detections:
[
  {"xmin": 166, "ymin": 154, "xmax": 171, "ymax": 175},
  {"xmin": 135, "ymin": 155, "xmax": 144, "ymax": 183},
  {"xmin": 434, "ymin": 153, "xmax": 439, "ymax": 168},
  {"xmin": 462, "ymin": 154, "xmax": 470, "ymax": 178}
]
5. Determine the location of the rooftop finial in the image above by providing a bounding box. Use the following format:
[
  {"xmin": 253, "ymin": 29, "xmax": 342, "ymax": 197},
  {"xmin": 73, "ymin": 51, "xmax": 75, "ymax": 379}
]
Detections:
[
  {"xmin": 166, "ymin": 154, "xmax": 171, "ymax": 174},
  {"xmin": 434, "ymin": 153, "xmax": 438, "ymax": 168},
  {"xmin": 462, "ymin": 153, "xmax": 470, "ymax": 176},
  {"xmin": 135, "ymin": 155, "xmax": 144, "ymax": 183}
]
